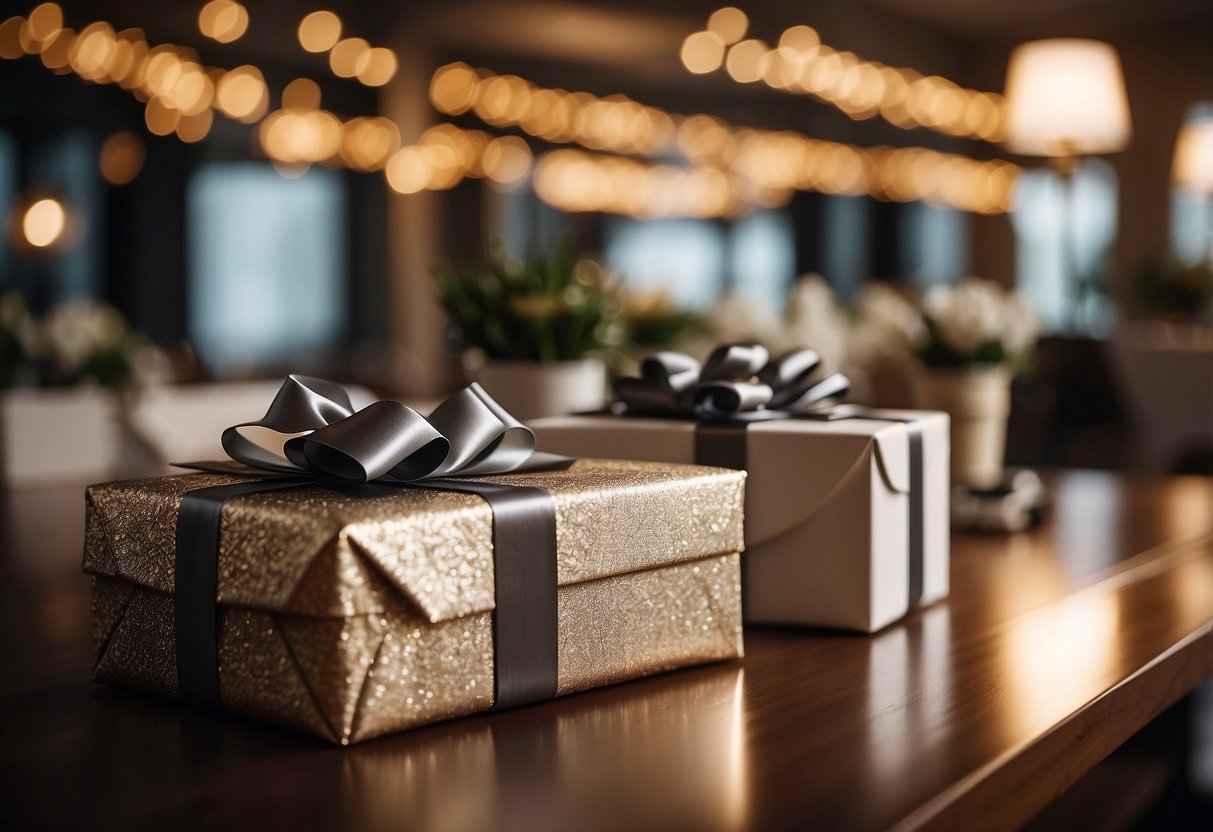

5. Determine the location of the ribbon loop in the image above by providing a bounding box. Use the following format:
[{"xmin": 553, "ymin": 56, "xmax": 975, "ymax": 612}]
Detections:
[
  {"xmin": 641, "ymin": 351, "xmax": 702, "ymax": 393},
  {"xmin": 614, "ymin": 343, "xmax": 850, "ymax": 419},
  {"xmin": 188, "ymin": 377, "xmax": 564, "ymax": 484}
]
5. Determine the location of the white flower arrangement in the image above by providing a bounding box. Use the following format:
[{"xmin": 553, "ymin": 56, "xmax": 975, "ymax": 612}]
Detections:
[
  {"xmin": 0, "ymin": 291, "xmax": 166, "ymax": 390},
  {"xmin": 848, "ymin": 283, "xmax": 927, "ymax": 370},
  {"xmin": 917, "ymin": 278, "xmax": 1040, "ymax": 370},
  {"xmin": 700, "ymin": 274, "xmax": 850, "ymax": 371}
]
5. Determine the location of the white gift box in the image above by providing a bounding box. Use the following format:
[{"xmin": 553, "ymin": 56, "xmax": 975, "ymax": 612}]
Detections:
[{"xmin": 531, "ymin": 408, "xmax": 949, "ymax": 632}]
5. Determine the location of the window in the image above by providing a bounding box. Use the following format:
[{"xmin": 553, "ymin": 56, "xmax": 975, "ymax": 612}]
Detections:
[
  {"xmin": 187, "ymin": 163, "xmax": 347, "ymax": 372},
  {"xmin": 899, "ymin": 203, "xmax": 970, "ymax": 289},
  {"xmin": 1012, "ymin": 158, "xmax": 1118, "ymax": 335},
  {"xmin": 604, "ymin": 217, "xmax": 726, "ymax": 310},
  {"xmin": 731, "ymin": 210, "xmax": 796, "ymax": 309}
]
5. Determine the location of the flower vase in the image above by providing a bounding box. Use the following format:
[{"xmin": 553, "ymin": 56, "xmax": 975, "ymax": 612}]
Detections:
[
  {"xmin": 0, "ymin": 386, "xmax": 122, "ymax": 485},
  {"xmin": 468, "ymin": 358, "xmax": 607, "ymax": 422},
  {"xmin": 914, "ymin": 367, "xmax": 1012, "ymax": 489}
]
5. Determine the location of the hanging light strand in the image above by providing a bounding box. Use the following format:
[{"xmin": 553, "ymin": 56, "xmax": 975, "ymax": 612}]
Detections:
[
  {"xmin": 430, "ymin": 62, "xmax": 1018, "ymax": 214},
  {"xmin": 682, "ymin": 6, "xmax": 1006, "ymax": 142}
]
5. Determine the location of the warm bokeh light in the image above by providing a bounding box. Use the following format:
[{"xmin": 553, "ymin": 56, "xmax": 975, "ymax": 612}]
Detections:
[
  {"xmin": 175, "ymin": 108, "xmax": 213, "ymax": 143},
  {"xmin": 259, "ymin": 108, "xmax": 342, "ymax": 163},
  {"xmin": 689, "ymin": 8, "xmax": 1005, "ymax": 141},
  {"xmin": 297, "ymin": 10, "xmax": 341, "ymax": 53},
  {"xmin": 442, "ymin": 62, "xmax": 1018, "ymax": 214},
  {"xmin": 725, "ymin": 39, "xmax": 768, "ymax": 84},
  {"xmin": 329, "ymin": 36, "xmax": 369, "ymax": 78},
  {"xmin": 198, "ymin": 0, "xmax": 248, "ymax": 45},
  {"xmin": 70, "ymin": 22, "xmax": 118, "ymax": 82},
  {"xmin": 779, "ymin": 25, "xmax": 820, "ymax": 54},
  {"xmin": 215, "ymin": 65, "xmax": 268, "ymax": 122},
  {"xmin": 282, "ymin": 77, "xmax": 321, "ymax": 110},
  {"xmin": 340, "ymin": 116, "xmax": 400, "ymax": 171},
  {"xmin": 98, "ymin": 130, "xmax": 145, "ymax": 185},
  {"xmin": 681, "ymin": 31, "xmax": 725, "ymax": 75},
  {"xmin": 37, "ymin": 26, "xmax": 72, "ymax": 72},
  {"xmin": 429, "ymin": 62, "xmax": 480, "ymax": 115},
  {"xmin": 534, "ymin": 149, "xmax": 738, "ymax": 219},
  {"xmin": 26, "ymin": 3, "xmax": 62, "ymax": 43},
  {"xmin": 144, "ymin": 97, "xmax": 180, "ymax": 135},
  {"xmin": 482, "ymin": 135, "xmax": 533, "ymax": 185},
  {"xmin": 0, "ymin": 17, "xmax": 26, "ymax": 60},
  {"xmin": 355, "ymin": 46, "xmax": 397, "ymax": 86},
  {"xmin": 707, "ymin": 7, "xmax": 748, "ymax": 45},
  {"xmin": 21, "ymin": 197, "xmax": 66, "ymax": 248},
  {"xmin": 385, "ymin": 146, "xmax": 430, "ymax": 194}
]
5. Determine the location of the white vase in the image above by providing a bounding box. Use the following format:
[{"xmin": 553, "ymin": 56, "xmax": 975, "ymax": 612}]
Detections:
[
  {"xmin": 914, "ymin": 367, "xmax": 1012, "ymax": 489},
  {"xmin": 0, "ymin": 387, "xmax": 122, "ymax": 485},
  {"xmin": 470, "ymin": 358, "xmax": 607, "ymax": 422}
]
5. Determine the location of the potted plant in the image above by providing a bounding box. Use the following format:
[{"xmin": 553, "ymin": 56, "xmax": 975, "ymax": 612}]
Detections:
[
  {"xmin": 434, "ymin": 240, "xmax": 623, "ymax": 420},
  {"xmin": 911, "ymin": 278, "xmax": 1040, "ymax": 489},
  {"xmin": 1, "ymin": 292, "xmax": 164, "ymax": 484}
]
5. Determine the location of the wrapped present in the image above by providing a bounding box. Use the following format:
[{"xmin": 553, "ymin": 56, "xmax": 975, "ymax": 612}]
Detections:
[
  {"xmin": 83, "ymin": 376, "xmax": 745, "ymax": 745},
  {"xmin": 532, "ymin": 345, "xmax": 949, "ymax": 633}
]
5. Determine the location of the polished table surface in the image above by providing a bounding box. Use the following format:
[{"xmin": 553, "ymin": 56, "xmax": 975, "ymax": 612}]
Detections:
[{"xmin": 2, "ymin": 470, "xmax": 1212, "ymax": 831}]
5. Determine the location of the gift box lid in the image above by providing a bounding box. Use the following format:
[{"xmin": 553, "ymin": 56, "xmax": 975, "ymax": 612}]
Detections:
[{"xmin": 83, "ymin": 458, "xmax": 745, "ymax": 623}]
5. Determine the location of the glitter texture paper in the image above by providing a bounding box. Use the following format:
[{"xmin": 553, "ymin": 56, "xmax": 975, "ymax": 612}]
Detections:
[{"xmin": 84, "ymin": 459, "xmax": 746, "ymax": 744}]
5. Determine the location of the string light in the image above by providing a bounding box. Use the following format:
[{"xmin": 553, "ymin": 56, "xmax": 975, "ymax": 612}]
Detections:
[
  {"xmin": 297, "ymin": 10, "xmax": 342, "ymax": 53},
  {"xmin": 98, "ymin": 130, "xmax": 145, "ymax": 184},
  {"xmin": 534, "ymin": 149, "xmax": 738, "ymax": 218},
  {"xmin": 431, "ymin": 63, "xmax": 1019, "ymax": 214},
  {"xmin": 197, "ymin": 0, "xmax": 248, "ymax": 45},
  {"xmin": 685, "ymin": 6, "xmax": 1006, "ymax": 142},
  {"xmin": 295, "ymin": 10, "xmax": 396, "ymax": 88},
  {"xmin": 22, "ymin": 197, "xmax": 67, "ymax": 248}
]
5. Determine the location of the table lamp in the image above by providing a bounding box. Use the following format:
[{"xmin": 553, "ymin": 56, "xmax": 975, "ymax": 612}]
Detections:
[
  {"xmin": 1172, "ymin": 106, "xmax": 1213, "ymax": 265},
  {"xmin": 1002, "ymin": 38, "xmax": 1132, "ymax": 332},
  {"xmin": 1172, "ymin": 108, "xmax": 1213, "ymax": 195},
  {"xmin": 1003, "ymin": 38, "xmax": 1132, "ymax": 170}
]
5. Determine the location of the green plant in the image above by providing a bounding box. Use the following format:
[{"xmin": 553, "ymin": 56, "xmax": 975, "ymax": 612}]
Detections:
[
  {"xmin": 619, "ymin": 289, "xmax": 700, "ymax": 349},
  {"xmin": 433, "ymin": 240, "xmax": 624, "ymax": 362}
]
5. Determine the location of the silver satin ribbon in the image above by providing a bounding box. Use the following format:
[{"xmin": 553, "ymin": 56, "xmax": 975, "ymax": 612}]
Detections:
[{"xmin": 613, "ymin": 343, "xmax": 850, "ymax": 419}]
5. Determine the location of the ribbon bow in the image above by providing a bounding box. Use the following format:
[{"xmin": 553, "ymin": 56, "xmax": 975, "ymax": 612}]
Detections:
[
  {"xmin": 613, "ymin": 344, "xmax": 850, "ymax": 419},
  {"xmin": 184, "ymin": 375, "xmax": 565, "ymax": 483}
]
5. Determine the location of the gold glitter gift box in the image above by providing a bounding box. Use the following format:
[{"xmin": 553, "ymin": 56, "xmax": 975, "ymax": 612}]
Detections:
[{"xmin": 83, "ymin": 458, "xmax": 745, "ymax": 745}]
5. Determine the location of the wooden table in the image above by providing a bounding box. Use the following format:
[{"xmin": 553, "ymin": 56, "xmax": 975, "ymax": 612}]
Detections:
[{"xmin": 1, "ymin": 470, "xmax": 1211, "ymax": 831}]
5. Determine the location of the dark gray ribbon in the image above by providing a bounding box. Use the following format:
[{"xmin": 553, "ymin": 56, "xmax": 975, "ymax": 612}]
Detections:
[
  {"xmin": 614, "ymin": 344, "xmax": 850, "ymax": 420},
  {"xmin": 173, "ymin": 375, "xmax": 568, "ymax": 712}
]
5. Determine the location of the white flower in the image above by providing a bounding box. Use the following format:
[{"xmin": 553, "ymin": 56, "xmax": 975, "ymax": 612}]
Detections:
[
  {"xmin": 702, "ymin": 290, "xmax": 783, "ymax": 347},
  {"xmin": 1002, "ymin": 295, "xmax": 1041, "ymax": 355},
  {"xmin": 850, "ymin": 283, "xmax": 926, "ymax": 368},
  {"xmin": 43, "ymin": 300, "xmax": 129, "ymax": 375},
  {"xmin": 922, "ymin": 277, "xmax": 1040, "ymax": 362},
  {"xmin": 783, "ymin": 274, "xmax": 849, "ymax": 370}
]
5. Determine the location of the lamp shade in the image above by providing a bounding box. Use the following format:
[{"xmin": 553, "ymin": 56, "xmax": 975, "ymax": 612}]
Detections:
[
  {"xmin": 1002, "ymin": 38, "xmax": 1132, "ymax": 157},
  {"xmin": 1172, "ymin": 108, "xmax": 1213, "ymax": 194}
]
